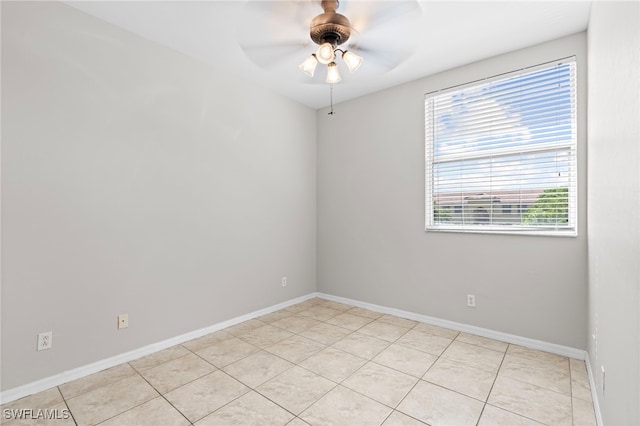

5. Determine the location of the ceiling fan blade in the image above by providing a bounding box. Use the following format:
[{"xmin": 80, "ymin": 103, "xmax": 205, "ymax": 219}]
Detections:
[
  {"xmin": 346, "ymin": 1, "xmax": 422, "ymax": 34},
  {"xmin": 240, "ymin": 41, "xmax": 310, "ymax": 69},
  {"xmin": 237, "ymin": 1, "xmax": 316, "ymax": 69},
  {"xmin": 242, "ymin": 1, "xmax": 313, "ymax": 33},
  {"xmin": 336, "ymin": 1, "xmax": 421, "ymax": 71},
  {"xmin": 348, "ymin": 42, "xmax": 415, "ymax": 71}
]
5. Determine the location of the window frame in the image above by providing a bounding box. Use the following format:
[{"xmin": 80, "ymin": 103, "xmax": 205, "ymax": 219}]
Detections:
[{"xmin": 425, "ymin": 57, "xmax": 578, "ymax": 237}]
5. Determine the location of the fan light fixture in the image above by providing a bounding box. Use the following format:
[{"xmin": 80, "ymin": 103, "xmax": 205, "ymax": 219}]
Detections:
[
  {"xmin": 316, "ymin": 43, "xmax": 336, "ymax": 64},
  {"xmin": 299, "ymin": 54, "xmax": 318, "ymax": 77},
  {"xmin": 326, "ymin": 62, "xmax": 342, "ymax": 84},
  {"xmin": 299, "ymin": 48, "xmax": 362, "ymax": 82},
  {"xmin": 341, "ymin": 50, "xmax": 363, "ymax": 72},
  {"xmin": 298, "ymin": 0, "xmax": 363, "ymax": 83}
]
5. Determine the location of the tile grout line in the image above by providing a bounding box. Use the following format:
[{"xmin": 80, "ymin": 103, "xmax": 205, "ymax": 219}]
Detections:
[
  {"xmin": 474, "ymin": 342, "xmax": 509, "ymax": 425},
  {"xmin": 341, "ymin": 318, "xmax": 454, "ymax": 424},
  {"xmin": 250, "ymin": 303, "xmax": 416, "ymax": 422},
  {"xmin": 484, "ymin": 344, "xmax": 560, "ymax": 425},
  {"xmin": 58, "ymin": 367, "xmax": 158, "ymax": 425},
  {"xmin": 56, "ymin": 387, "xmax": 79, "ymax": 426},
  {"xmin": 252, "ymin": 370, "xmax": 340, "ymax": 423},
  {"xmin": 569, "ymin": 357, "xmax": 575, "ymax": 426},
  {"xmin": 87, "ymin": 371, "xmax": 163, "ymax": 426},
  {"xmin": 129, "ymin": 342, "xmax": 257, "ymax": 426},
  {"xmin": 216, "ymin": 298, "xmax": 344, "ymax": 422}
]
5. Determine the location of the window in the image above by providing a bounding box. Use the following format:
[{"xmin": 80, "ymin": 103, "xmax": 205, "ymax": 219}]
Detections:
[{"xmin": 425, "ymin": 58, "xmax": 577, "ymax": 235}]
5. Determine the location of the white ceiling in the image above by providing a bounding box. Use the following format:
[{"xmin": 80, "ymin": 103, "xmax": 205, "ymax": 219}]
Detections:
[{"xmin": 65, "ymin": 1, "xmax": 591, "ymax": 110}]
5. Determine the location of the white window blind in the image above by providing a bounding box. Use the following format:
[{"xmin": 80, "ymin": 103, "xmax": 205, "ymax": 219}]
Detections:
[{"xmin": 425, "ymin": 58, "xmax": 577, "ymax": 235}]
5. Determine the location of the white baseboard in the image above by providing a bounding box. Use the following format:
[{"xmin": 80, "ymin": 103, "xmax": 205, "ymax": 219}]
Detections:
[
  {"xmin": 0, "ymin": 293, "xmax": 315, "ymax": 404},
  {"xmin": 317, "ymin": 292, "xmax": 587, "ymax": 360},
  {"xmin": 2, "ymin": 291, "xmax": 593, "ymax": 408},
  {"xmin": 585, "ymin": 352, "xmax": 604, "ymax": 426}
]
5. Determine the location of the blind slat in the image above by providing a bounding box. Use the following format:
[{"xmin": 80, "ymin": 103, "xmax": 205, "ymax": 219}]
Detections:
[{"xmin": 425, "ymin": 58, "xmax": 577, "ymax": 235}]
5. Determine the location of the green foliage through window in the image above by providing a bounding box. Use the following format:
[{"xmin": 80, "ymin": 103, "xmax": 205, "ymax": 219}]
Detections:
[{"xmin": 523, "ymin": 188, "xmax": 569, "ymax": 225}]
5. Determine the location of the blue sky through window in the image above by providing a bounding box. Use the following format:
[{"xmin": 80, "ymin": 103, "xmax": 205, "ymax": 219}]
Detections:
[{"xmin": 431, "ymin": 62, "xmax": 575, "ymax": 194}]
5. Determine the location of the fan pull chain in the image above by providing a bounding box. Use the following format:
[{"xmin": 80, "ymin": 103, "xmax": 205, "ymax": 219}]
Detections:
[{"xmin": 328, "ymin": 84, "xmax": 335, "ymax": 115}]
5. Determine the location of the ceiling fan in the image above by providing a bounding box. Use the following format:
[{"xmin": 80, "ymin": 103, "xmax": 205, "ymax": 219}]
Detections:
[
  {"xmin": 298, "ymin": 0, "xmax": 363, "ymax": 83},
  {"xmin": 238, "ymin": 1, "xmax": 422, "ymax": 85}
]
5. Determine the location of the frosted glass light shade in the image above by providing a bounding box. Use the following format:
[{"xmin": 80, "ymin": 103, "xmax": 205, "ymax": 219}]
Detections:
[
  {"xmin": 316, "ymin": 43, "xmax": 335, "ymax": 65},
  {"xmin": 325, "ymin": 62, "xmax": 342, "ymax": 84},
  {"xmin": 299, "ymin": 54, "xmax": 318, "ymax": 77},
  {"xmin": 342, "ymin": 51, "xmax": 363, "ymax": 73}
]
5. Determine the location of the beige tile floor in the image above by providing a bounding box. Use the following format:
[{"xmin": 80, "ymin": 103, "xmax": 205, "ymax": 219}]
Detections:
[{"xmin": 2, "ymin": 297, "xmax": 598, "ymax": 426}]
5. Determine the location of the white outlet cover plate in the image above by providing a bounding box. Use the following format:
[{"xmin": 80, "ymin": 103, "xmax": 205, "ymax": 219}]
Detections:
[
  {"xmin": 37, "ymin": 332, "xmax": 53, "ymax": 351},
  {"xmin": 118, "ymin": 314, "xmax": 129, "ymax": 329}
]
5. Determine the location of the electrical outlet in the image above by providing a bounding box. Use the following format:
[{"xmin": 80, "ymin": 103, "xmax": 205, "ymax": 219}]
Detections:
[
  {"xmin": 467, "ymin": 294, "xmax": 476, "ymax": 307},
  {"xmin": 281, "ymin": 276, "xmax": 287, "ymax": 287},
  {"xmin": 37, "ymin": 332, "xmax": 53, "ymax": 351},
  {"xmin": 118, "ymin": 314, "xmax": 129, "ymax": 329}
]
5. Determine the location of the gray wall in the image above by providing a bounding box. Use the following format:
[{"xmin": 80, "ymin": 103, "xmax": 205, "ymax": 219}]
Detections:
[
  {"xmin": 587, "ymin": 2, "xmax": 640, "ymax": 425},
  {"xmin": 1, "ymin": 1, "xmax": 316, "ymax": 391},
  {"xmin": 317, "ymin": 33, "xmax": 588, "ymax": 349}
]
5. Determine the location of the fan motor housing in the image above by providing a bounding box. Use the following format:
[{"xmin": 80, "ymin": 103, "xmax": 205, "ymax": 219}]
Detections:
[{"xmin": 310, "ymin": 12, "xmax": 351, "ymax": 46}]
